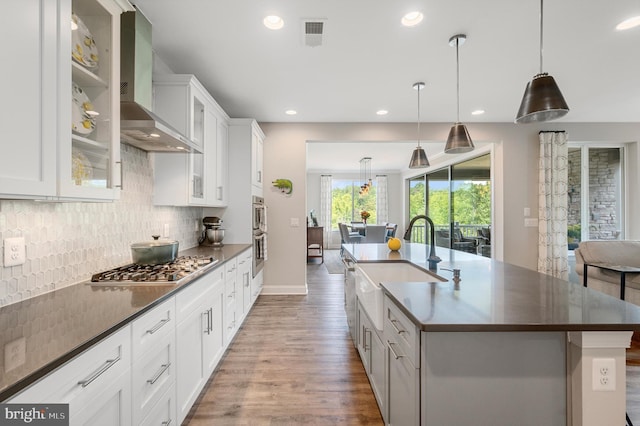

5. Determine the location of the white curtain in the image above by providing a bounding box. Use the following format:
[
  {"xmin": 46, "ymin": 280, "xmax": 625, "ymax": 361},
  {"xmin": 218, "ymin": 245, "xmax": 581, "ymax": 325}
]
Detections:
[
  {"xmin": 538, "ymin": 131, "xmax": 569, "ymax": 279},
  {"xmin": 320, "ymin": 175, "xmax": 332, "ymax": 248},
  {"xmin": 376, "ymin": 175, "xmax": 388, "ymax": 224}
]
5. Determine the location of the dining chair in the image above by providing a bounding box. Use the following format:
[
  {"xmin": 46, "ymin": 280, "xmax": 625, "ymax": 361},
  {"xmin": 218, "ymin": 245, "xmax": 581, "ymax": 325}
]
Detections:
[
  {"xmin": 339, "ymin": 223, "xmax": 364, "ymax": 253},
  {"xmin": 363, "ymin": 225, "xmax": 387, "ymax": 243},
  {"xmin": 385, "ymin": 223, "xmax": 398, "ymax": 241}
]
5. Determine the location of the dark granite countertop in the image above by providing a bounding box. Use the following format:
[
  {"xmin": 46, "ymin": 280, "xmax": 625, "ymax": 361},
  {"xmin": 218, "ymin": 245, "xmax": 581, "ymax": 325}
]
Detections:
[
  {"xmin": 343, "ymin": 243, "xmax": 640, "ymax": 332},
  {"xmin": 0, "ymin": 244, "xmax": 251, "ymax": 401}
]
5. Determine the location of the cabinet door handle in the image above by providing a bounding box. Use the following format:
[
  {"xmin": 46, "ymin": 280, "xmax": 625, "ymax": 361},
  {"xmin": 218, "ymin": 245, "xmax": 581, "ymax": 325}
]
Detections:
[
  {"xmin": 203, "ymin": 309, "xmax": 211, "ymax": 335},
  {"xmin": 217, "ymin": 186, "xmax": 223, "ymax": 201},
  {"xmin": 161, "ymin": 419, "xmax": 172, "ymax": 426},
  {"xmin": 388, "ymin": 341, "xmax": 403, "ymax": 360},
  {"xmin": 245, "ymin": 272, "xmax": 250, "ymax": 287},
  {"xmin": 147, "ymin": 362, "xmax": 171, "ymax": 385},
  {"xmin": 364, "ymin": 329, "xmax": 371, "ymax": 351},
  {"xmin": 77, "ymin": 351, "xmax": 121, "ymax": 388},
  {"xmin": 257, "ymin": 170, "xmax": 262, "ymax": 183},
  {"xmin": 208, "ymin": 307, "xmax": 213, "ymax": 333},
  {"xmin": 146, "ymin": 317, "xmax": 170, "ymax": 335},
  {"xmin": 390, "ymin": 319, "xmax": 406, "ymax": 335},
  {"xmin": 116, "ymin": 160, "xmax": 124, "ymax": 189}
]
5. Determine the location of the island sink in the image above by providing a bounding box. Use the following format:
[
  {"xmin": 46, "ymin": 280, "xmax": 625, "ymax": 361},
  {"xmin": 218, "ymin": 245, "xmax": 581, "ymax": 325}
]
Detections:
[{"xmin": 355, "ymin": 262, "xmax": 446, "ymax": 330}]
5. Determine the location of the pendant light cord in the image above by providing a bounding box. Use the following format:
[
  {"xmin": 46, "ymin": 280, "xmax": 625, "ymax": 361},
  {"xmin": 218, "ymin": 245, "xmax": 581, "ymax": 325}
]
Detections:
[
  {"xmin": 539, "ymin": 0, "xmax": 544, "ymax": 73},
  {"xmin": 417, "ymin": 84, "xmax": 421, "ymax": 147},
  {"xmin": 456, "ymin": 37, "xmax": 460, "ymax": 123}
]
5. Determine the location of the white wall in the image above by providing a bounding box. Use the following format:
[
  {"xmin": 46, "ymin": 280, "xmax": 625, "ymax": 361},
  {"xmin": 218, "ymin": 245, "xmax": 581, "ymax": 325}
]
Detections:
[{"xmin": 260, "ymin": 122, "xmax": 640, "ymax": 294}]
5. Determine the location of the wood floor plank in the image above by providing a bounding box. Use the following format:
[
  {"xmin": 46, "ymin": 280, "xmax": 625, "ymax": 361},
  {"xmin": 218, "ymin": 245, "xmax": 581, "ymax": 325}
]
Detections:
[{"xmin": 184, "ymin": 254, "xmax": 383, "ymax": 425}]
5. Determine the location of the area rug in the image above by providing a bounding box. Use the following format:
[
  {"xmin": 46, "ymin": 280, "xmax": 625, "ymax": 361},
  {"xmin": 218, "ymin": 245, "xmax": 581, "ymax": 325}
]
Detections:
[{"xmin": 323, "ymin": 250, "xmax": 344, "ymax": 274}]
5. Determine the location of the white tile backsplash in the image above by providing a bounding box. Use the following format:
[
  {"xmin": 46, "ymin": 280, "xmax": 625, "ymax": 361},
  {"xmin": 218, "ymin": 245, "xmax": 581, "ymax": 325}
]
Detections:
[{"xmin": 0, "ymin": 144, "xmax": 203, "ymax": 307}]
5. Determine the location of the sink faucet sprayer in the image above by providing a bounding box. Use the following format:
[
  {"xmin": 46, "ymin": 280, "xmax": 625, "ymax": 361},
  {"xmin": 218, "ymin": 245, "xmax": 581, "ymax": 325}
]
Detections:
[{"xmin": 403, "ymin": 215, "xmax": 442, "ymax": 272}]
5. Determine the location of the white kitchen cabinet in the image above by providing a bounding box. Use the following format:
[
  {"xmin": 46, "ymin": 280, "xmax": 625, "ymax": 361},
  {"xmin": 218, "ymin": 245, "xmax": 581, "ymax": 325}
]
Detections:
[
  {"xmin": 252, "ymin": 129, "xmax": 264, "ymax": 189},
  {"xmin": 140, "ymin": 384, "xmax": 175, "ymax": 426},
  {"xmin": 221, "ymin": 119, "xmax": 265, "ymax": 251},
  {"xmin": 384, "ymin": 295, "xmax": 420, "ymax": 426},
  {"xmin": 356, "ymin": 301, "xmax": 386, "ymax": 418},
  {"xmin": 9, "ymin": 326, "xmax": 132, "ymax": 425},
  {"xmin": 131, "ymin": 297, "xmax": 175, "ymax": 426},
  {"xmin": 175, "ymin": 268, "xmax": 225, "ymax": 424},
  {"xmin": 152, "ymin": 74, "xmax": 208, "ymax": 206},
  {"xmin": 204, "ymin": 104, "xmax": 230, "ymax": 207},
  {"xmin": 251, "ymin": 268, "xmax": 263, "ymax": 305},
  {"xmin": 0, "ymin": 0, "xmax": 128, "ymax": 201},
  {"xmin": 237, "ymin": 249, "xmax": 252, "ymax": 316},
  {"xmin": 224, "ymin": 258, "xmax": 239, "ymax": 344}
]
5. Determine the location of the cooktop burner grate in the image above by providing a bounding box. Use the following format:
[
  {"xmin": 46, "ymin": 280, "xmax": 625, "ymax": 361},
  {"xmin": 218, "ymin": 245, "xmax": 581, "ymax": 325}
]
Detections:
[{"xmin": 90, "ymin": 255, "xmax": 217, "ymax": 284}]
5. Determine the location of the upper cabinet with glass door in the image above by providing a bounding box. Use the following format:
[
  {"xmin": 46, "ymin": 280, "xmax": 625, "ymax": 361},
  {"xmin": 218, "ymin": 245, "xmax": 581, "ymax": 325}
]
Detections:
[
  {"xmin": 0, "ymin": 0, "xmax": 131, "ymax": 201},
  {"xmin": 64, "ymin": 0, "xmax": 131, "ymax": 200}
]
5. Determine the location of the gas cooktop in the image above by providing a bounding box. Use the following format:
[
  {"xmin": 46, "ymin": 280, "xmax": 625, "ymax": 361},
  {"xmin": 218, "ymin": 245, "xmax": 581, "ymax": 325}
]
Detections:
[{"xmin": 89, "ymin": 255, "xmax": 218, "ymax": 285}]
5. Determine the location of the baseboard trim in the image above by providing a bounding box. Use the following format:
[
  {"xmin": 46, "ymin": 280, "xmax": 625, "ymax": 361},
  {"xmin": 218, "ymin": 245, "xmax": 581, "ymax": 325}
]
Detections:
[{"xmin": 260, "ymin": 284, "xmax": 309, "ymax": 295}]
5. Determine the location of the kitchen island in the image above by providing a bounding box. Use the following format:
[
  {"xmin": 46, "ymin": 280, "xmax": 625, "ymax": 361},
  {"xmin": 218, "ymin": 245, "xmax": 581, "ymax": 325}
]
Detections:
[{"xmin": 343, "ymin": 242, "xmax": 640, "ymax": 426}]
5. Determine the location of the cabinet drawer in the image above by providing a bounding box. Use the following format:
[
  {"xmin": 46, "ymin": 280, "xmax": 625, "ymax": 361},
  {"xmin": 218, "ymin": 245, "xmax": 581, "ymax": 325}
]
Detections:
[
  {"xmin": 225, "ymin": 258, "xmax": 238, "ymax": 276},
  {"xmin": 176, "ymin": 269, "xmax": 224, "ymax": 322},
  {"xmin": 132, "ymin": 297, "xmax": 175, "ymax": 361},
  {"xmin": 140, "ymin": 383, "xmax": 176, "ymax": 426},
  {"xmin": 9, "ymin": 326, "xmax": 131, "ymax": 412},
  {"xmin": 384, "ymin": 296, "xmax": 419, "ymax": 367},
  {"xmin": 132, "ymin": 333, "xmax": 176, "ymax": 425}
]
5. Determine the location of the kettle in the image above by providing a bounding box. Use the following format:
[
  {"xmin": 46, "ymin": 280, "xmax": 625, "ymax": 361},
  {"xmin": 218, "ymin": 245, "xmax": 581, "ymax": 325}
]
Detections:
[{"xmin": 199, "ymin": 217, "xmax": 225, "ymax": 247}]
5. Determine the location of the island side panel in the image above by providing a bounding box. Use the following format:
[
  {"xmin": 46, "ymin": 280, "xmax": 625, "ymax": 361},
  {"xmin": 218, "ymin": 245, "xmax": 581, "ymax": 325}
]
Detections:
[{"xmin": 421, "ymin": 331, "xmax": 566, "ymax": 425}]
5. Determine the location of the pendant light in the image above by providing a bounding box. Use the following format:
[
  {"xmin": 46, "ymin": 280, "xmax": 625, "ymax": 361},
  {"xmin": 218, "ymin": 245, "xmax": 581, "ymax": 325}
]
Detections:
[
  {"xmin": 515, "ymin": 0, "xmax": 569, "ymax": 123},
  {"xmin": 445, "ymin": 34, "xmax": 475, "ymax": 154},
  {"xmin": 358, "ymin": 157, "xmax": 372, "ymax": 195},
  {"xmin": 409, "ymin": 82, "xmax": 429, "ymax": 169}
]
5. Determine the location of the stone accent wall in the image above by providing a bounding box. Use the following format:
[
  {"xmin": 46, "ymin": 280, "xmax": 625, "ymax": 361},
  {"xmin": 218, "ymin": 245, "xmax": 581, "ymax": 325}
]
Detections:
[
  {"xmin": 0, "ymin": 144, "xmax": 203, "ymax": 307},
  {"xmin": 567, "ymin": 147, "xmax": 621, "ymax": 242}
]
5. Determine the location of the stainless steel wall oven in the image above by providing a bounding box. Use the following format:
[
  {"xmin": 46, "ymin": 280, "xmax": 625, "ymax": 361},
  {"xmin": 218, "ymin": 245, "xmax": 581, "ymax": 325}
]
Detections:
[{"xmin": 252, "ymin": 196, "xmax": 267, "ymax": 277}]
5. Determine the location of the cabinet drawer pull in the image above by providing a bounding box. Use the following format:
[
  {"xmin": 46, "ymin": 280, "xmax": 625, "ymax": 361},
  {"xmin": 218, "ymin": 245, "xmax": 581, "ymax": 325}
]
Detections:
[
  {"xmin": 146, "ymin": 318, "xmax": 170, "ymax": 335},
  {"xmin": 390, "ymin": 319, "xmax": 406, "ymax": 335},
  {"xmin": 161, "ymin": 420, "xmax": 172, "ymax": 426},
  {"xmin": 77, "ymin": 352, "xmax": 121, "ymax": 388},
  {"xmin": 147, "ymin": 362, "xmax": 171, "ymax": 385},
  {"xmin": 388, "ymin": 342, "xmax": 403, "ymax": 360},
  {"xmin": 364, "ymin": 329, "xmax": 371, "ymax": 351}
]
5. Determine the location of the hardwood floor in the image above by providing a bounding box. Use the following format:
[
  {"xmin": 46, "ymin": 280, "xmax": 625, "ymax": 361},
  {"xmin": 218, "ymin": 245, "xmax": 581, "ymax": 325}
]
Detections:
[{"xmin": 184, "ymin": 256, "xmax": 383, "ymax": 425}]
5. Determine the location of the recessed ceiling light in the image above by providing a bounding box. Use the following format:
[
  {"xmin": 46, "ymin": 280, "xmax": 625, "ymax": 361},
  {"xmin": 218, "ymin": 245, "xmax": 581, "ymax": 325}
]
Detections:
[
  {"xmin": 285, "ymin": 109, "xmax": 297, "ymax": 115},
  {"xmin": 471, "ymin": 110, "xmax": 485, "ymax": 115},
  {"xmin": 264, "ymin": 15, "xmax": 284, "ymax": 30},
  {"xmin": 616, "ymin": 15, "xmax": 640, "ymax": 30},
  {"xmin": 401, "ymin": 11, "xmax": 423, "ymax": 27},
  {"xmin": 376, "ymin": 110, "xmax": 388, "ymax": 116}
]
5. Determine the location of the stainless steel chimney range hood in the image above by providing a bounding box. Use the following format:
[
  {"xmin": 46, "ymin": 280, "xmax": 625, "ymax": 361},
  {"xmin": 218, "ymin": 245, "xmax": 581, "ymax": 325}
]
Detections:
[{"xmin": 120, "ymin": 9, "xmax": 200, "ymax": 153}]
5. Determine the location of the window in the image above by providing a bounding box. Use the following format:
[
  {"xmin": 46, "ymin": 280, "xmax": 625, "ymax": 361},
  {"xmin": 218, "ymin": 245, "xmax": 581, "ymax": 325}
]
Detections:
[
  {"xmin": 331, "ymin": 179, "xmax": 376, "ymax": 229},
  {"xmin": 567, "ymin": 145, "xmax": 624, "ymax": 249},
  {"xmin": 406, "ymin": 154, "xmax": 491, "ymax": 257}
]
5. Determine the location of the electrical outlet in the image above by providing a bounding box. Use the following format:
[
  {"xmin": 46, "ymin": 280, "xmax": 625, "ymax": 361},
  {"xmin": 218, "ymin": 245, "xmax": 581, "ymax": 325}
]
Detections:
[
  {"xmin": 3, "ymin": 237, "xmax": 26, "ymax": 267},
  {"xmin": 195, "ymin": 219, "xmax": 200, "ymax": 232},
  {"xmin": 4, "ymin": 337, "xmax": 26, "ymax": 372},
  {"xmin": 163, "ymin": 223, "xmax": 169, "ymax": 237},
  {"xmin": 592, "ymin": 357, "xmax": 616, "ymax": 391}
]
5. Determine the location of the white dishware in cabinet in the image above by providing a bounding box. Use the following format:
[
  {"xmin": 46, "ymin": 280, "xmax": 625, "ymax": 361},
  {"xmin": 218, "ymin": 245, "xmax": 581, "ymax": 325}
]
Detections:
[{"xmin": 63, "ymin": 0, "xmax": 128, "ymax": 200}]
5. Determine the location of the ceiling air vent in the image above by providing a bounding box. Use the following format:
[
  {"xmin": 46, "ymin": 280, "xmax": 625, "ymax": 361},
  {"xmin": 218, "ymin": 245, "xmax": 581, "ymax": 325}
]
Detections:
[{"xmin": 303, "ymin": 19, "xmax": 326, "ymax": 47}]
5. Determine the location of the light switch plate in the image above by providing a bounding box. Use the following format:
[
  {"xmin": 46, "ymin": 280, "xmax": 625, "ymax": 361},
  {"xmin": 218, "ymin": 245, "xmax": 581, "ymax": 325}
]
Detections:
[
  {"xmin": 4, "ymin": 237, "xmax": 25, "ymax": 267},
  {"xmin": 4, "ymin": 337, "xmax": 26, "ymax": 372}
]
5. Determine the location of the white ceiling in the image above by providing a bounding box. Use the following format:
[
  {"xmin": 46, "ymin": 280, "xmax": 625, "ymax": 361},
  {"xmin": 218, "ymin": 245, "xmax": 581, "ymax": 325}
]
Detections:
[{"xmin": 132, "ymin": 0, "xmax": 640, "ymax": 171}]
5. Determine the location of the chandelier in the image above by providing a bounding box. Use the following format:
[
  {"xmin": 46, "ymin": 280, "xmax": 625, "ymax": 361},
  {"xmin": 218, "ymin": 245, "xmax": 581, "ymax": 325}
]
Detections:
[{"xmin": 359, "ymin": 157, "xmax": 372, "ymax": 196}]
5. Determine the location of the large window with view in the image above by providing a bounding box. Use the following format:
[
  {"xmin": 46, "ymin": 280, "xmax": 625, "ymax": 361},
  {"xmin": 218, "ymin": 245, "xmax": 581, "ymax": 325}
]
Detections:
[
  {"xmin": 406, "ymin": 154, "xmax": 491, "ymax": 257},
  {"xmin": 331, "ymin": 179, "xmax": 376, "ymax": 230}
]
